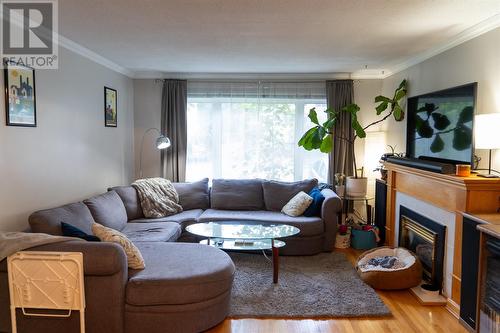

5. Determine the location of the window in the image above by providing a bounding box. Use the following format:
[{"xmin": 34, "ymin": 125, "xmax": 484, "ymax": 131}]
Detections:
[{"xmin": 186, "ymin": 81, "xmax": 328, "ymax": 182}]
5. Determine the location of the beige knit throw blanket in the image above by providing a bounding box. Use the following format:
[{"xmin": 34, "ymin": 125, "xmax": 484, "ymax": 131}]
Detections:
[
  {"xmin": 132, "ymin": 178, "xmax": 183, "ymax": 218},
  {"xmin": 0, "ymin": 232, "xmax": 77, "ymax": 262}
]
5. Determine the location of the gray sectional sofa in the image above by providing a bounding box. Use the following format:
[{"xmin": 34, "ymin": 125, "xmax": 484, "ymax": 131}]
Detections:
[
  {"xmin": 110, "ymin": 178, "xmax": 341, "ymax": 255},
  {"xmin": 0, "ymin": 178, "xmax": 341, "ymax": 333}
]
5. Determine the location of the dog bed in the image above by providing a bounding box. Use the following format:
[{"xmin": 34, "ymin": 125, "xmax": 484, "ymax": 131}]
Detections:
[{"xmin": 356, "ymin": 246, "xmax": 422, "ymax": 290}]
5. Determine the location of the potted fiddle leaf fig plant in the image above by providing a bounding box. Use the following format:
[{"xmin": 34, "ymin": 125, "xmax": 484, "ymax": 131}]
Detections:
[{"xmin": 298, "ymin": 79, "xmax": 408, "ymax": 197}]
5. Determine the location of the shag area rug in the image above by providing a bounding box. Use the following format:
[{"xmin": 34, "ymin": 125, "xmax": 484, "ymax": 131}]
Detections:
[{"xmin": 229, "ymin": 252, "xmax": 391, "ymax": 318}]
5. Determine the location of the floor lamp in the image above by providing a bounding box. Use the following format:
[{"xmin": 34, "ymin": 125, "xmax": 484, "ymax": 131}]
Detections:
[
  {"xmin": 139, "ymin": 128, "xmax": 171, "ymax": 179},
  {"xmin": 474, "ymin": 113, "xmax": 500, "ymax": 178}
]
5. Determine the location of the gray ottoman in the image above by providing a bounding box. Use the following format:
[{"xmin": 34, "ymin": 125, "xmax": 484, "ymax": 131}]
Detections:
[{"xmin": 125, "ymin": 242, "xmax": 235, "ymax": 333}]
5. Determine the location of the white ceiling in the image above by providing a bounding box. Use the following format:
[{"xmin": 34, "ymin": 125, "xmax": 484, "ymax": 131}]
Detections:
[{"xmin": 58, "ymin": 0, "xmax": 500, "ymax": 77}]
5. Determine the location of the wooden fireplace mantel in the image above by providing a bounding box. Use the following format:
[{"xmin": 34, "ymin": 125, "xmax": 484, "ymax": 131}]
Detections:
[{"xmin": 384, "ymin": 162, "xmax": 500, "ymax": 315}]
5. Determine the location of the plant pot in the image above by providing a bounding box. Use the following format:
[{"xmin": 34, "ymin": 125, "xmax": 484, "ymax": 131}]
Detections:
[{"xmin": 345, "ymin": 177, "xmax": 368, "ymax": 197}]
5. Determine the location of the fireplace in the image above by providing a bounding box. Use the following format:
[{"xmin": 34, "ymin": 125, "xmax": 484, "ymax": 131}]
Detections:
[{"xmin": 398, "ymin": 206, "xmax": 446, "ymax": 291}]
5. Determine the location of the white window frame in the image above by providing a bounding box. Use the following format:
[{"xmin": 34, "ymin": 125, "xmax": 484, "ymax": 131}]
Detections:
[{"xmin": 187, "ymin": 96, "xmax": 327, "ymax": 181}]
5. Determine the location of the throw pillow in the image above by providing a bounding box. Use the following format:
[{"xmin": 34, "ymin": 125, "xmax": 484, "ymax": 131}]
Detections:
[
  {"xmin": 303, "ymin": 187, "xmax": 325, "ymax": 217},
  {"xmin": 91, "ymin": 222, "xmax": 145, "ymax": 269},
  {"xmin": 61, "ymin": 222, "xmax": 101, "ymax": 242},
  {"xmin": 281, "ymin": 191, "xmax": 313, "ymax": 217}
]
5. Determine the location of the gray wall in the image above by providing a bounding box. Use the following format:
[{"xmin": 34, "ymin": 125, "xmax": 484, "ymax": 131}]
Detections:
[
  {"xmin": 133, "ymin": 79, "xmax": 162, "ymax": 179},
  {"xmin": 382, "ymin": 27, "xmax": 500, "ymax": 170},
  {"xmin": 0, "ymin": 47, "xmax": 134, "ymax": 231}
]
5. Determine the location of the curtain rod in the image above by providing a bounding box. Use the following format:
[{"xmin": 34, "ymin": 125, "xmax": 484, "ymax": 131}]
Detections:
[
  {"xmin": 155, "ymin": 79, "xmax": 362, "ymax": 84},
  {"xmin": 188, "ymin": 79, "xmax": 327, "ymax": 83},
  {"xmin": 152, "ymin": 72, "xmax": 358, "ymax": 83},
  {"xmin": 155, "ymin": 79, "xmax": 326, "ymax": 83}
]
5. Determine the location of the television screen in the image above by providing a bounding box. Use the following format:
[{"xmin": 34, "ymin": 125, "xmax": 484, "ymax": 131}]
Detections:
[{"xmin": 406, "ymin": 83, "xmax": 476, "ymax": 164}]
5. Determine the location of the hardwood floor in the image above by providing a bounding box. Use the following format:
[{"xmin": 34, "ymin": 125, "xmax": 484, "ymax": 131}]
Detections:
[{"xmin": 207, "ymin": 249, "xmax": 468, "ymax": 333}]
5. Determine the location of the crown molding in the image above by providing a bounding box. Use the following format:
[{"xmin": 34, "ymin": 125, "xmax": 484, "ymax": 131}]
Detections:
[
  {"xmin": 382, "ymin": 13, "xmax": 500, "ymax": 79},
  {"xmin": 57, "ymin": 34, "xmax": 134, "ymax": 77},
  {"xmin": 2, "ymin": 11, "xmax": 133, "ymax": 77}
]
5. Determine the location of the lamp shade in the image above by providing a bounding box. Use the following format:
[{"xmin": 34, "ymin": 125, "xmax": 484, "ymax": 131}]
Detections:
[
  {"xmin": 156, "ymin": 135, "xmax": 171, "ymax": 149},
  {"xmin": 474, "ymin": 113, "xmax": 500, "ymax": 149}
]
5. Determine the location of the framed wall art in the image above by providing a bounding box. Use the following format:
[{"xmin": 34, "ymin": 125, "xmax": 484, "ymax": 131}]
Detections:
[
  {"xmin": 104, "ymin": 86, "xmax": 117, "ymax": 127},
  {"xmin": 4, "ymin": 60, "xmax": 37, "ymax": 127}
]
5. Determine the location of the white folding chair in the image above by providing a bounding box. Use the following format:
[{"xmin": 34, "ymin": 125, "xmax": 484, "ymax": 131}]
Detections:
[{"xmin": 7, "ymin": 251, "xmax": 85, "ymax": 333}]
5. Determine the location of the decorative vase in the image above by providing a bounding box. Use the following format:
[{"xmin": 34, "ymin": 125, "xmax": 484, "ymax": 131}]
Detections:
[
  {"xmin": 335, "ymin": 231, "xmax": 351, "ymax": 249},
  {"xmin": 380, "ymin": 168, "xmax": 388, "ymax": 182},
  {"xmin": 345, "ymin": 177, "xmax": 368, "ymax": 197},
  {"xmin": 335, "ymin": 185, "xmax": 345, "ymax": 197}
]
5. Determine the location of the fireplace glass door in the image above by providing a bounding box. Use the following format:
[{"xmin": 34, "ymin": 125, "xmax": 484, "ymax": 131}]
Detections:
[{"xmin": 400, "ymin": 216, "xmax": 437, "ymax": 284}]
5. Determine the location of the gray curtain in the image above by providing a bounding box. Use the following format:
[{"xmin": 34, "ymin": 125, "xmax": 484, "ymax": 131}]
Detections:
[
  {"xmin": 160, "ymin": 79, "xmax": 187, "ymax": 182},
  {"xmin": 326, "ymin": 80, "xmax": 355, "ymax": 182}
]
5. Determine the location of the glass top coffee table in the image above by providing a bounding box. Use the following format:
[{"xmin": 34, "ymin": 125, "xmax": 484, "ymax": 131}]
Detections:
[{"xmin": 186, "ymin": 221, "xmax": 300, "ymax": 283}]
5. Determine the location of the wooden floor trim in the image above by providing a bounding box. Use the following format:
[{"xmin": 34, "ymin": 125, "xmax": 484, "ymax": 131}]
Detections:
[{"xmin": 446, "ymin": 298, "xmax": 460, "ymax": 319}]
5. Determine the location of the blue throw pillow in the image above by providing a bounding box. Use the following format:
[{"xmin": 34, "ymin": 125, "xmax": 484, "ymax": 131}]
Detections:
[
  {"xmin": 303, "ymin": 187, "xmax": 325, "ymax": 217},
  {"xmin": 61, "ymin": 222, "xmax": 101, "ymax": 242}
]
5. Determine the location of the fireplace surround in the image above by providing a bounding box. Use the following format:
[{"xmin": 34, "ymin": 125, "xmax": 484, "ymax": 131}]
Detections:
[
  {"xmin": 384, "ymin": 161, "xmax": 500, "ymax": 315},
  {"xmin": 399, "ymin": 206, "xmax": 446, "ymax": 291}
]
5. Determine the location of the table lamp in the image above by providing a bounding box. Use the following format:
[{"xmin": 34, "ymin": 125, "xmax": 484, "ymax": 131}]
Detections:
[{"xmin": 474, "ymin": 113, "xmax": 500, "ymax": 178}]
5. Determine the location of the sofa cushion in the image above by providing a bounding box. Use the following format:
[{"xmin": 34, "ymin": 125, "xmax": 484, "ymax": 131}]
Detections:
[
  {"xmin": 121, "ymin": 222, "xmax": 181, "ymax": 242},
  {"xmin": 262, "ymin": 179, "xmax": 318, "ymax": 211},
  {"xmin": 172, "ymin": 178, "xmax": 210, "ymax": 210},
  {"xmin": 128, "ymin": 209, "xmax": 203, "ymax": 229},
  {"xmin": 211, "ymin": 179, "xmax": 264, "ymax": 210},
  {"xmin": 198, "ymin": 209, "xmax": 323, "ymax": 236},
  {"xmin": 127, "ymin": 242, "xmax": 234, "ymax": 306},
  {"xmin": 84, "ymin": 191, "xmax": 128, "ymax": 231},
  {"xmin": 29, "ymin": 202, "xmax": 95, "ymax": 235},
  {"xmin": 109, "ymin": 186, "xmax": 144, "ymax": 220}
]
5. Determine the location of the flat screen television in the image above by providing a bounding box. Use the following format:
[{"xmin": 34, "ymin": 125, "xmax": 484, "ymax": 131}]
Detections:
[{"xmin": 406, "ymin": 83, "xmax": 477, "ymax": 165}]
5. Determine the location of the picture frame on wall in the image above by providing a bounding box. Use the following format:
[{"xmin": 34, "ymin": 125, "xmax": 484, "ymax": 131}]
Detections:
[
  {"xmin": 4, "ymin": 60, "xmax": 37, "ymax": 127},
  {"xmin": 104, "ymin": 86, "xmax": 117, "ymax": 127}
]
